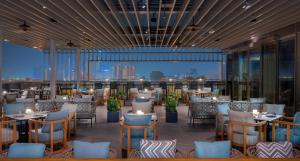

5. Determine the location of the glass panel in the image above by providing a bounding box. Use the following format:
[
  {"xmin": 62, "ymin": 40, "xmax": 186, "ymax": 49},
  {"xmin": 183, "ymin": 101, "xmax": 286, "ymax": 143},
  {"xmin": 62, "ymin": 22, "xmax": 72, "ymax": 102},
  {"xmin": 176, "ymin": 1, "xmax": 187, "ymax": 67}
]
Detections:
[
  {"xmin": 278, "ymin": 39, "xmax": 295, "ymax": 110},
  {"xmin": 262, "ymin": 43, "xmax": 277, "ymax": 103},
  {"xmin": 249, "ymin": 48, "xmax": 261, "ymax": 98}
]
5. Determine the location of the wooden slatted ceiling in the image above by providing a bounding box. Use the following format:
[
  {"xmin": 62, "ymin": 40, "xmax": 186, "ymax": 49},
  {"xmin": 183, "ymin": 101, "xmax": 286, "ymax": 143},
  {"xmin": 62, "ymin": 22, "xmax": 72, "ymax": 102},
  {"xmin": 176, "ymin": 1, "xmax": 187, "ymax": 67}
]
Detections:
[{"xmin": 0, "ymin": 0, "xmax": 300, "ymax": 50}]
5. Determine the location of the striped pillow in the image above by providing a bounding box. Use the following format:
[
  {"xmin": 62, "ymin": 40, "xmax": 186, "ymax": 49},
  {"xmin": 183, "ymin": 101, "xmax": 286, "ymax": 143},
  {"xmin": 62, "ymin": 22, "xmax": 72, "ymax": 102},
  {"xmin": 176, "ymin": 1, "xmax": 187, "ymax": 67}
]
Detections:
[
  {"xmin": 256, "ymin": 142, "xmax": 294, "ymax": 158},
  {"xmin": 140, "ymin": 139, "xmax": 176, "ymax": 158}
]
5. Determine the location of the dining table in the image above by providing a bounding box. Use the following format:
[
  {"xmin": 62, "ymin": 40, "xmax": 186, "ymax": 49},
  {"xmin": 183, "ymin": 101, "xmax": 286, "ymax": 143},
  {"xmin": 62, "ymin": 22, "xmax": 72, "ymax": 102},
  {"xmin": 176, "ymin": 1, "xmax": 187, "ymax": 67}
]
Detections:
[
  {"xmin": 5, "ymin": 111, "xmax": 48, "ymax": 142},
  {"xmin": 253, "ymin": 113, "xmax": 282, "ymax": 141}
]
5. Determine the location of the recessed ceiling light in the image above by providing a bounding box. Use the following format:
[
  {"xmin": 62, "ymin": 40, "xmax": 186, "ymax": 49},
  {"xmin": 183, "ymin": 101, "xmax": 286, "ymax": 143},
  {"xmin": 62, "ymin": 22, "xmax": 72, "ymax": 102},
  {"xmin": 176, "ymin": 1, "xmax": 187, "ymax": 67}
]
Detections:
[
  {"xmin": 43, "ymin": 6, "xmax": 47, "ymax": 9},
  {"xmin": 208, "ymin": 30, "xmax": 215, "ymax": 34},
  {"xmin": 33, "ymin": 46, "xmax": 38, "ymax": 48},
  {"xmin": 192, "ymin": 44, "xmax": 196, "ymax": 47},
  {"xmin": 242, "ymin": 1, "xmax": 251, "ymax": 10},
  {"xmin": 4, "ymin": 39, "xmax": 9, "ymax": 42},
  {"xmin": 141, "ymin": 5, "xmax": 146, "ymax": 9}
]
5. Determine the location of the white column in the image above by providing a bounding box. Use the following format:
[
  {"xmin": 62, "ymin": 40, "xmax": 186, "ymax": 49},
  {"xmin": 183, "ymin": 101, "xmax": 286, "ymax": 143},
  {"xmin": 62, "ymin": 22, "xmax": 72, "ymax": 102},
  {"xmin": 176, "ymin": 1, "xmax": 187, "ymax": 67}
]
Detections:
[
  {"xmin": 76, "ymin": 48, "xmax": 80, "ymax": 90},
  {"xmin": 0, "ymin": 40, "xmax": 3, "ymax": 100},
  {"xmin": 50, "ymin": 39, "xmax": 56, "ymax": 100}
]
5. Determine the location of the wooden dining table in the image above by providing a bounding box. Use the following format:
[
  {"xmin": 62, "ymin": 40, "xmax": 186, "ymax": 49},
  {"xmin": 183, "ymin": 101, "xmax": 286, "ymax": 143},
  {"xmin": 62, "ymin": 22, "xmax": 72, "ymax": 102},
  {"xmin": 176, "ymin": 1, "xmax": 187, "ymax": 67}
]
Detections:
[{"xmin": 5, "ymin": 111, "xmax": 48, "ymax": 142}]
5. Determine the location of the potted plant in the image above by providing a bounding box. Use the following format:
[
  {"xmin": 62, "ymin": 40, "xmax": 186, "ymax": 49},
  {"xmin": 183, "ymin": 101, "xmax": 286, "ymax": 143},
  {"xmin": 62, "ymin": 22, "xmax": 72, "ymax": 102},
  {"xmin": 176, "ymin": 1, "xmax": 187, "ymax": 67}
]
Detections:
[
  {"xmin": 116, "ymin": 91, "xmax": 126, "ymax": 107},
  {"xmin": 165, "ymin": 92, "xmax": 178, "ymax": 123},
  {"xmin": 107, "ymin": 96, "xmax": 120, "ymax": 123}
]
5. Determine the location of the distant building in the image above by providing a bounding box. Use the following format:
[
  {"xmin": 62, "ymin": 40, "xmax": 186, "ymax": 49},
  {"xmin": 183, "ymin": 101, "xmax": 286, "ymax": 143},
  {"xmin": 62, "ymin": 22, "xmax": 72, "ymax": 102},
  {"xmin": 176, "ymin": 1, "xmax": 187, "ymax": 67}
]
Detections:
[
  {"xmin": 113, "ymin": 64, "xmax": 136, "ymax": 80},
  {"xmin": 150, "ymin": 71, "xmax": 165, "ymax": 81}
]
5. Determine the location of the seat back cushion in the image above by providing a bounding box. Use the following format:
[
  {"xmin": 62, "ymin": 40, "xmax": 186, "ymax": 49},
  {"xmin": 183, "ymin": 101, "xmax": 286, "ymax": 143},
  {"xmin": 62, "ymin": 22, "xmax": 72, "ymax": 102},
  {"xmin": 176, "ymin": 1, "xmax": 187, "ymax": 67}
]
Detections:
[
  {"xmin": 263, "ymin": 104, "xmax": 285, "ymax": 115},
  {"xmin": 140, "ymin": 139, "xmax": 176, "ymax": 158},
  {"xmin": 73, "ymin": 141, "xmax": 110, "ymax": 158},
  {"xmin": 8, "ymin": 143, "xmax": 46, "ymax": 158},
  {"xmin": 293, "ymin": 112, "xmax": 300, "ymax": 134},
  {"xmin": 4, "ymin": 103, "xmax": 25, "ymax": 115},
  {"xmin": 124, "ymin": 114, "xmax": 152, "ymax": 126},
  {"xmin": 194, "ymin": 141, "xmax": 231, "ymax": 158},
  {"xmin": 216, "ymin": 103, "xmax": 230, "ymax": 114},
  {"xmin": 228, "ymin": 110, "xmax": 255, "ymax": 134},
  {"xmin": 41, "ymin": 110, "xmax": 69, "ymax": 133},
  {"xmin": 256, "ymin": 142, "xmax": 294, "ymax": 158},
  {"xmin": 61, "ymin": 103, "xmax": 77, "ymax": 113},
  {"xmin": 132, "ymin": 101, "xmax": 152, "ymax": 113}
]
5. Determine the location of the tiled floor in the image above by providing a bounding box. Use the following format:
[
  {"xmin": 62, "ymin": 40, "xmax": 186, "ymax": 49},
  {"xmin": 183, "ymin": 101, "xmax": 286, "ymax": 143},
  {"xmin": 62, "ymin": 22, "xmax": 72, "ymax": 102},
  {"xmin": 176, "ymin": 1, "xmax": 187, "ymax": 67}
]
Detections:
[{"xmin": 74, "ymin": 104, "xmax": 216, "ymax": 157}]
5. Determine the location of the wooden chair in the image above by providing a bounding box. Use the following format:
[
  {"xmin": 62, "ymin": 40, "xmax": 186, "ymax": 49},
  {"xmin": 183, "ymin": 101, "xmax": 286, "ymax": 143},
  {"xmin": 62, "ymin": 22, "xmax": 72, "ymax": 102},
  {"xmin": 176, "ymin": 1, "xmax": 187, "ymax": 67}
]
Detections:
[
  {"xmin": 0, "ymin": 120, "xmax": 18, "ymax": 153},
  {"xmin": 67, "ymin": 112, "xmax": 76, "ymax": 140},
  {"xmin": 28, "ymin": 118, "xmax": 68, "ymax": 153},
  {"xmin": 272, "ymin": 112, "xmax": 300, "ymax": 146},
  {"xmin": 228, "ymin": 119, "xmax": 267, "ymax": 155},
  {"xmin": 215, "ymin": 112, "xmax": 228, "ymax": 140},
  {"xmin": 215, "ymin": 101, "xmax": 231, "ymax": 140},
  {"xmin": 120, "ymin": 118, "xmax": 157, "ymax": 157}
]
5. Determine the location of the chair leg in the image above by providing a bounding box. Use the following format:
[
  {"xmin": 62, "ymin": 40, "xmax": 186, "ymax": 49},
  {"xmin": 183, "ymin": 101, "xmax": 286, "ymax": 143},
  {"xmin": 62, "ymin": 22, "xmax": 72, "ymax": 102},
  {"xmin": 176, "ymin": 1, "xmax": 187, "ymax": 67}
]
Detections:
[{"xmin": 90, "ymin": 118, "xmax": 93, "ymax": 128}]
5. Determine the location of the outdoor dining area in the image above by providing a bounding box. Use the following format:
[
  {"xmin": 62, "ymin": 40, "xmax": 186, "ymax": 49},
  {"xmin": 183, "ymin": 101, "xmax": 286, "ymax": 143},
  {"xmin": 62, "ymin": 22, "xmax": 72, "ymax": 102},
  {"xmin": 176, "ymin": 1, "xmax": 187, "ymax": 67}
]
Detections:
[{"xmin": 0, "ymin": 84, "xmax": 299, "ymax": 159}]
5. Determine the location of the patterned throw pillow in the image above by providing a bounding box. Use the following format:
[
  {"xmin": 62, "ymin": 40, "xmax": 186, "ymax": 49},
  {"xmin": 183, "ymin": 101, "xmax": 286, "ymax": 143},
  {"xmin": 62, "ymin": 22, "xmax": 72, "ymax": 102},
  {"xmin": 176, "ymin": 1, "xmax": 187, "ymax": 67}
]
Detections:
[
  {"xmin": 140, "ymin": 139, "xmax": 176, "ymax": 158},
  {"xmin": 256, "ymin": 142, "xmax": 294, "ymax": 158}
]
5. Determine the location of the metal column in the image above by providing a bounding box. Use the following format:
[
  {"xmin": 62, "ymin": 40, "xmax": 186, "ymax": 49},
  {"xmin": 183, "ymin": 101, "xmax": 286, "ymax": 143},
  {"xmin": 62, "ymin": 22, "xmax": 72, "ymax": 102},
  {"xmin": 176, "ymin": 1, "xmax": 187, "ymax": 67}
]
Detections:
[
  {"xmin": 76, "ymin": 48, "xmax": 81, "ymax": 90},
  {"xmin": 50, "ymin": 39, "xmax": 56, "ymax": 100},
  {"xmin": 0, "ymin": 40, "xmax": 3, "ymax": 99}
]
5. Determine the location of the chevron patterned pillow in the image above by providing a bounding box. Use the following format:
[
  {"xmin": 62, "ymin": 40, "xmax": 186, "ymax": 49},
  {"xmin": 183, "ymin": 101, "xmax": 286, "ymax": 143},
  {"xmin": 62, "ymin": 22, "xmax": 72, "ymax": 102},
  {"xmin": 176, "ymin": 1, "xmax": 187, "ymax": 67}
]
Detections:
[
  {"xmin": 140, "ymin": 139, "xmax": 176, "ymax": 158},
  {"xmin": 256, "ymin": 142, "xmax": 294, "ymax": 158}
]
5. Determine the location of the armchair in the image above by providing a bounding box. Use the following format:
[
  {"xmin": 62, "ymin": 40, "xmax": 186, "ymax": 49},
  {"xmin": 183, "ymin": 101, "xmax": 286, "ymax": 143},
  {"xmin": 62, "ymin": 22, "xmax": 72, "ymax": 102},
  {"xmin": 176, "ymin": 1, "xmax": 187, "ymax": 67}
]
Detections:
[
  {"xmin": 28, "ymin": 111, "xmax": 68, "ymax": 153},
  {"xmin": 75, "ymin": 101, "xmax": 96, "ymax": 127},
  {"xmin": 215, "ymin": 101, "xmax": 230, "ymax": 140},
  {"xmin": 228, "ymin": 110, "xmax": 267, "ymax": 154},
  {"xmin": 0, "ymin": 120, "xmax": 18, "ymax": 153},
  {"xmin": 120, "ymin": 114, "xmax": 157, "ymax": 157},
  {"xmin": 271, "ymin": 112, "xmax": 300, "ymax": 146}
]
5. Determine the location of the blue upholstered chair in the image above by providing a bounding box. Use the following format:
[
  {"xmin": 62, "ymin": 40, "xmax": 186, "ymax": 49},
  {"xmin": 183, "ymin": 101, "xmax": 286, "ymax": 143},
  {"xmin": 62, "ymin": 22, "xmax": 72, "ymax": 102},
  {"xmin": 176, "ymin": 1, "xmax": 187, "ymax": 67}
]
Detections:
[
  {"xmin": 0, "ymin": 120, "xmax": 18, "ymax": 153},
  {"xmin": 272, "ymin": 112, "xmax": 300, "ymax": 145},
  {"xmin": 7, "ymin": 143, "xmax": 45, "ymax": 158},
  {"xmin": 120, "ymin": 114, "xmax": 156, "ymax": 157},
  {"xmin": 228, "ymin": 110, "xmax": 267, "ymax": 154},
  {"xmin": 29, "ymin": 110, "xmax": 69, "ymax": 152},
  {"xmin": 215, "ymin": 101, "xmax": 230, "ymax": 140},
  {"xmin": 190, "ymin": 141, "xmax": 244, "ymax": 158},
  {"xmin": 3, "ymin": 103, "xmax": 26, "ymax": 115},
  {"xmin": 73, "ymin": 141, "xmax": 111, "ymax": 158}
]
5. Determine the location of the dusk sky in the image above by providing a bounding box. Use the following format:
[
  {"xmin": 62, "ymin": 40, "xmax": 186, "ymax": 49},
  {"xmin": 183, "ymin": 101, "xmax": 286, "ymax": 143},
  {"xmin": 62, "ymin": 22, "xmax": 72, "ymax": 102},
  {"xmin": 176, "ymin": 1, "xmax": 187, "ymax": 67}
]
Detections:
[{"xmin": 3, "ymin": 42, "xmax": 221, "ymax": 80}]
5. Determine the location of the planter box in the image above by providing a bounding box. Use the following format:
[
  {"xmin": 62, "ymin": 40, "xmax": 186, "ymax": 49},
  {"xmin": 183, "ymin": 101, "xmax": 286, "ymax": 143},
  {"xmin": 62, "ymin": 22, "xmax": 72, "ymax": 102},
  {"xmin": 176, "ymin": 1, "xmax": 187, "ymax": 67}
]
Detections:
[
  {"xmin": 107, "ymin": 111, "xmax": 120, "ymax": 123},
  {"xmin": 166, "ymin": 111, "xmax": 178, "ymax": 123}
]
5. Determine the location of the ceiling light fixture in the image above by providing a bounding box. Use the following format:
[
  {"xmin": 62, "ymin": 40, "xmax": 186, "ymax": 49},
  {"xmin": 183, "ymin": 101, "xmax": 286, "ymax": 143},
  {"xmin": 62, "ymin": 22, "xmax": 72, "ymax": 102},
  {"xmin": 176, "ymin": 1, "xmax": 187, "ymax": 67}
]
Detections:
[
  {"xmin": 250, "ymin": 35, "xmax": 258, "ymax": 42},
  {"xmin": 141, "ymin": 4, "xmax": 146, "ymax": 9},
  {"xmin": 33, "ymin": 46, "xmax": 38, "ymax": 49},
  {"xmin": 3, "ymin": 39, "xmax": 9, "ymax": 42},
  {"xmin": 242, "ymin": 1, "xmax": 251, "ymax": 10},
  {"xmin": 43, "ymin": 6, "xmax": 47, "ymax": 9},
  {"xmin": 208, "ymin": 30, "xmax": 215, "ymax": 34},
  {"xmin": 192, "ymin": 44, "xmax": 196, "ymax": 47}
]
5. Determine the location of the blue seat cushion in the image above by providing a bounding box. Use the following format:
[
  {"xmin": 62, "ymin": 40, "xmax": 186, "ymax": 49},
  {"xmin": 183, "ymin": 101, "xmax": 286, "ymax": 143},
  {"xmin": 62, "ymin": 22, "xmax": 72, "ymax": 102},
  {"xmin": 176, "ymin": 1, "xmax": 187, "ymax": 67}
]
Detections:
[
  {"xmin": 73, "ymin": 141, "xmax": 110, "ymax": 158},
  {"xmin": 123, "ymin": 128, "xmax": 153, "ymax": 138},
  {"xmin": 8, "ymin": 143, "xmax": 46, "ymax": 158},
  {"xmin": 293, "ymin": 112, "xmax": 300, "ymax": 134},
  {"xmin": 4, "ymin": 103, "xmax": 25, "ymax": 115},
  {"xmin": 273, "ymin": 128, "xmax": 300, "ymax": 144},
  {"xmin": 124, "ymin": 114, "xmax": 152, "ymax": 126},
  {"xmin": 194, "ymin": 141, "xmax": 231, "ymax": 158},
  {"xmin": 31, "ymin": 129, "xmax": 64, "ymax": 142},
  {"xmin": 41, "ymin": 110, "xmax": 69, "ymax": 133},
  {"xmin": 216, "ymin": 103, "xmax": 230, "ymax": 114}
]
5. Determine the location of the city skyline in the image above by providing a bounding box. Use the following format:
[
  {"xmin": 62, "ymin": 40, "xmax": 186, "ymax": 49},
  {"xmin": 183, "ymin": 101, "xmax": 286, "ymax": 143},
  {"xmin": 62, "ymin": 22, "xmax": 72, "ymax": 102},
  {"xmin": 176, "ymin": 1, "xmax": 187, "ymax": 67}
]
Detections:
[{"xmin": 3, "ymin": 42, "xmax": 225, "ymax": 81}]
